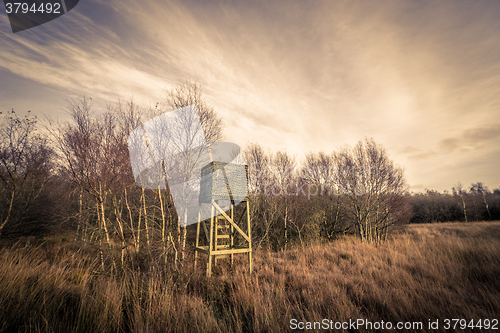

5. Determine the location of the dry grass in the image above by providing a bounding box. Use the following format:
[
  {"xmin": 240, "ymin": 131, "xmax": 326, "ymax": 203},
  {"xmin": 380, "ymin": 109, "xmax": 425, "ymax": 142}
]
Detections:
[{"xmin": 1, "ymin": 222, "xmax": 499, "ymax": 332}]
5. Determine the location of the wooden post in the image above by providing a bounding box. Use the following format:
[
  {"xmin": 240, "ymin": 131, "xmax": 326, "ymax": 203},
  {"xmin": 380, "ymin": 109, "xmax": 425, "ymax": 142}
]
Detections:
[
  {"xmin": 194, "ymin": 209, "xmax": 201, "ymax": 269},
  {"xmin": 194, "ymin": 199, "xmax": 252, "ymax": 277},
  {"xmin": 214, "ymin": 214, "xmax": 219, "ymax": 265},
  {"xmin": 207, "ymin": 202, "xmax": 215, "ymax": 277},
  {"xmin": 247, "ymin": 200, "xmax": 252, "ymax": 273},
  {"xmin": 230, "ymin": 204, "xmax": 234, "ymax": 266}
]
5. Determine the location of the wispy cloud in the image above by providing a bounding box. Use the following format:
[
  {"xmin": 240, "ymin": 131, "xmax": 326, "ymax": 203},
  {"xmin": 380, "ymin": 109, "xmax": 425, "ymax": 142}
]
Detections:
[
  {"xmin": 409, "ymin": 123, "xmax": 500, "ymax": 161},
  {"xmin": 1, "ymin": 0, "xmax": 499, "ymax": 191}
]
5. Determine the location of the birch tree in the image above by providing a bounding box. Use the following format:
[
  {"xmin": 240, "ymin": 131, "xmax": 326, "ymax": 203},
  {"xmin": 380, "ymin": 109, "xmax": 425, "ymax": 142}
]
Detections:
[
  {"xmin": 335, "ymin": 138, "xmax": 407, "ymax": 243},
  {"xmin": 0, "ymin": 110, "xmax": 53, "ymax": 237}
]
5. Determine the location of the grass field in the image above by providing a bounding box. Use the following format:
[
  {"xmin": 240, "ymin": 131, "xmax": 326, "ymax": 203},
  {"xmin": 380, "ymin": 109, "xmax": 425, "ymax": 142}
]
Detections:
[{"xmin": 1, "ymin": 222, "xmax": 499, "ymax": 332}]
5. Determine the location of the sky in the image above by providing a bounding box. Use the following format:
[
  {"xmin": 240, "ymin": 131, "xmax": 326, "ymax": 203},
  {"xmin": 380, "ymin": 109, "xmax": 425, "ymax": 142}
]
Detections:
[{"xmin": 1, "ymin": 0, "xmax": 499, "ymax": 192}]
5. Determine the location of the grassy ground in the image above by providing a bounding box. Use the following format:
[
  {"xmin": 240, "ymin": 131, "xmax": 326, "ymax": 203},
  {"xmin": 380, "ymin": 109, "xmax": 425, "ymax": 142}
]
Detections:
[{"xmin": 0, "ymin": 222, "xmax": 499, "ymax": 332}]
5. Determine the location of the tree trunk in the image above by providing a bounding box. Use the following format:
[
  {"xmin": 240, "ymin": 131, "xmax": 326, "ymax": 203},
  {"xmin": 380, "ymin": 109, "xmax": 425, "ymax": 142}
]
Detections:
[
  {"xmin": 181, "ymin": 208, "xmax": 188, "ymax": 262},
  {"xmin": 483, "ymin": 193, "xmax": 492, "ymax": 220},
  {"xmin": 75, "ymin": 189, "xmax": 83, "ymax": 241},
  {"xmin": 100, "ymin": 184, "xmax": 116, "ymax": 271},
  {"xmin": 158, "ymin": 188, "xmax": 167, "ymax": 264},
  {"xmin": 113, "ymin": 195, "xmax": 126, "ymax": 269},
  {"xmin": 461, "ymin": 195, "xmax": 468, "ymax": 222},
  {"xmin": 284, "ymin": 204, "xmax": 288, "ymax": 250},
  {"xmin": 97, "ymin": 201, "xmax": 105, "ymax": 270},
  {"xmin": 124, "ymin": 188, "xmax": 138, "ymax": 254},
  {"xmin": 169, "ymin": 232, "xmax": 178, "ymax": 270},
  {"xmin": 142, "ymin": 188, "xmax": 150, "ymax": 251},
  {"xmin": 0, "ymin": 187, "xmax": 15, "ymax": 238}
]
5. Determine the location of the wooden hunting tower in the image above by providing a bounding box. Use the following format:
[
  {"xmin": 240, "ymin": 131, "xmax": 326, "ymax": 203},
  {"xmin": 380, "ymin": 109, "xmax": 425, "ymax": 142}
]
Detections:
[{"xmin": 194, "ymin": 161, "xmax": 252, "ymax": 277}]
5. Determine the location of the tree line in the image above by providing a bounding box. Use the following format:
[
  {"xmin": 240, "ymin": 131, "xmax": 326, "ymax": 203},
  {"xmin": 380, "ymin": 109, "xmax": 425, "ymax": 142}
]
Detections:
[
  {"xmin": 409, "ymin": 185, "xmax": 500, "ymax": 224},
  {"xmin": 0, "ymin": 82, "xmax": 497, "ymax": 271}
]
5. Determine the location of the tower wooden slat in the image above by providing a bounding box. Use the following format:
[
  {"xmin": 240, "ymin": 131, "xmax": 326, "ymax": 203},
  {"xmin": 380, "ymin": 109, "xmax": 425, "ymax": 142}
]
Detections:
[
  {"xmin": 194, "ymin": 161, "xmax": 252, "ymax": 277},
  {"xmin": 194, "ymin": 198, "xmax": 252, "ymax": 277}
]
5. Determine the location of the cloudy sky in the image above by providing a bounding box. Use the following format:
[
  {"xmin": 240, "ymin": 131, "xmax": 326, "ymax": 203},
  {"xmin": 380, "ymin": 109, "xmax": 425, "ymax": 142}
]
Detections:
[{"xmin": 1, "ymin": 0, "xmax": 499, "ymax": 192}]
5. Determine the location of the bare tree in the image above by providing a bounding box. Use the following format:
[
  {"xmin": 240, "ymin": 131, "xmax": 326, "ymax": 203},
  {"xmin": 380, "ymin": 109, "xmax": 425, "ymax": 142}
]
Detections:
[
  {"xmin": 470, "ymin": 182, "xmax": 492, "ymax": 220},
  {"xmin": 157, "ymin": 81, "xmax": 224, "ymax": 263},
  {"xmin": 269, "ymin": 150, "xmax": 296, "ymax": 248},
  {"xmin": 53, "ymin": 98, "xmax": 144, "ymax": 270},
  {"xmin": 243, "ymin": 143, "xmax": 281, "ymax": 248},
  {"xmin": 269, "ymin": 150, "xmax": 296, "ymax": 195},
  {"xmin": 0, "ymin": 110, "xmax": 53, "ymax": 237},
  {"xmin": 334, "ymin": 138, "xmax": 407, "ymax": 243},
  {"xmin": 302, "ymin": 151, "xmax": 336, "ymax": 193},
  {"xmin": 162, "ymin": 81, "xmax": 223, "ymax": 144},
  {"xmin": 301, "ymin": 152, "xmax": 343, "ymax": 239},
  {"xmin": 244, "ymin": 143, "xmax": 270, "ymax": 195}
]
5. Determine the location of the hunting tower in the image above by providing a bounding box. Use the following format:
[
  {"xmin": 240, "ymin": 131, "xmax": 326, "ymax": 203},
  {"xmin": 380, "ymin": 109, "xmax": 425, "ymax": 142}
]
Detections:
[{"xmin": 194, "ymin": 161, "xmax": 252, "ymax": 277}]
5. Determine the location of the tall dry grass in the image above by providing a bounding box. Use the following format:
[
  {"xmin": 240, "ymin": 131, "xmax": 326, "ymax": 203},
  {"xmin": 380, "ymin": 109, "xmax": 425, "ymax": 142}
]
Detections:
[{"xmin": 1, "ymin": 222, "xmax": 499, "ymax": 332}]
